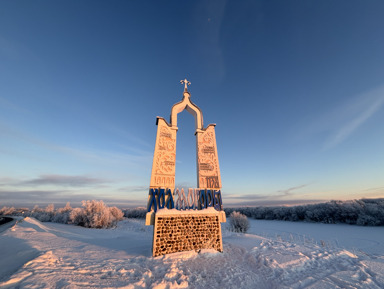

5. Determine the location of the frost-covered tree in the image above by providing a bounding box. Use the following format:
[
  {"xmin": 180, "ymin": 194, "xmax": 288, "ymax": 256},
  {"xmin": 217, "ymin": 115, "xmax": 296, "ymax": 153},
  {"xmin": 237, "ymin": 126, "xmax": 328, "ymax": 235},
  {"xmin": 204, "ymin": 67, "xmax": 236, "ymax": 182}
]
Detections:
[
  {"xmin": 69, "ymin": 200, "xmax": 124, "ymax": 229},
  {"xmin": 0, "ymin": 206, "xmax": 15, "ymax": 215},
  {"xmin": 109, "ymin": 206, "xmax": 124, "ymax": 224},
  {"xmin": 53, "ymin": 202, "xmax": 72, "ymax": 224},
  {"xmin": 31, "ymin": 205, "xmax": 52, "ymax": 222},
  {"xmin": 229, "ymin": 211, "xmax": 250, "ymax": 233},
  {"xmin": 70, "ymin": 207, "xmax": 87, "ymax": 227}
]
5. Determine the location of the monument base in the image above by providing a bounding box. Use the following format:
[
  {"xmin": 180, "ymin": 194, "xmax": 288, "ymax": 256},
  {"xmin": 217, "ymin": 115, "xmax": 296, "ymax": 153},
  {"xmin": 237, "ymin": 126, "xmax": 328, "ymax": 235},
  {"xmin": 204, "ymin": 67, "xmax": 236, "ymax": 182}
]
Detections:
[{"xmin": 152, "ymin": 208, "xmax": 224, "ymax": 257}]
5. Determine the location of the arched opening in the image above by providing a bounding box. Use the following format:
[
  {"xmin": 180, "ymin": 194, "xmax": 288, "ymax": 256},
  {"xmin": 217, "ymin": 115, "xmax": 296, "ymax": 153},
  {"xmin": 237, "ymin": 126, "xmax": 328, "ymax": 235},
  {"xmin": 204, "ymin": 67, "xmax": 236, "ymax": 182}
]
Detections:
[
  {"xmin": 170, "ymin": 92, "xmax": 203, "ymax": 131},
  {"xmin": 175, "ymin": 110, "xmax": 197, "ymax": 190}
]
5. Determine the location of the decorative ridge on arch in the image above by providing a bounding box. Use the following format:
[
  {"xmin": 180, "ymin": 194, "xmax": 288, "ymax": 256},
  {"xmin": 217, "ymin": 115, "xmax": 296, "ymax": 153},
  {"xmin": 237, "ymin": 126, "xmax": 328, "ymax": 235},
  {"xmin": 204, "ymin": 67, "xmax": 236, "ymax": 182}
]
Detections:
[{"xmin": 170, "ymin": 91, "xmax": 204, "ymax": 131}]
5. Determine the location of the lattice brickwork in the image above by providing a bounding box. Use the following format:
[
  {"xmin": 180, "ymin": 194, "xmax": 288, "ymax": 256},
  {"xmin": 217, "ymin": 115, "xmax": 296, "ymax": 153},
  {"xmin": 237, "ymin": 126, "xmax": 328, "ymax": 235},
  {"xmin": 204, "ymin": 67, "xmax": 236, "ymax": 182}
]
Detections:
[{"xmin": 152, "ymin": 212, "xmax": 223, "ymax": 257}]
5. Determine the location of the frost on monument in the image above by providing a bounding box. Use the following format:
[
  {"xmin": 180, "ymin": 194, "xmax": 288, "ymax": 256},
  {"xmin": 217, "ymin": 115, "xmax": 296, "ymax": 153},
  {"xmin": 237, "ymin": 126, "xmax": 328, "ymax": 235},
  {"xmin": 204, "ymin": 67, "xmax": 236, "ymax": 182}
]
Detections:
[{"xmin": 146, "ymin": 79, "xmax": 226, "ymax": 257}]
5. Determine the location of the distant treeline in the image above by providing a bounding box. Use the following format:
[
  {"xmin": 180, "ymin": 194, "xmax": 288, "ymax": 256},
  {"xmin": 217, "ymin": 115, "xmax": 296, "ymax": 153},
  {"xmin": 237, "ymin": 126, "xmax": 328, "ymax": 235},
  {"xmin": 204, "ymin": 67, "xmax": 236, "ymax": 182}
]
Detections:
[
  {"xmin": 2, "ymin": 198, "xmax": 383, "ymax": 226},
  {"xmin": 122, "ymin": 207, "xmax": 147, "ymax": 218},
  {"xmin": 224, "ymin": 198, "xmax": 384, "ymax": 226}
]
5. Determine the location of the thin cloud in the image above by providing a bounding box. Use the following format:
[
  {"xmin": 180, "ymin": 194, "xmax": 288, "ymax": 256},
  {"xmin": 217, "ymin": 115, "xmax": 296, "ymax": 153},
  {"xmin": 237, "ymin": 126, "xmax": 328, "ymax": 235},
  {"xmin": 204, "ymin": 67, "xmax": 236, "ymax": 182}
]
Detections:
[
  {"xmin": 224, "ymin": 198, "xmax": 325, "ymax": 207},
  {"xmin": 0, "ymin": 177, "xmax": 16, "ymax": 186},
  {"xmin": 54, "ymin": 144, "xmax": 152, "ymax": 168},
  {"xmin": 117, "ymin": 186, "xmax": 148, "ymax": 193},
  {"xmin": 226, "ymin": 183, "xmax": 310, "ymax": 200},
  {"xmin": 299, "ymin": 85, "xmax": 384, "ymax": 149},
  {"xmin": 0, "ymin": 174, "xmax": 110, "ymax": 188},
  {"xmin": 0, "ymin": 189, "xmax": 69, "ymax": 200},
  {"xmin": 0, "ymin": 123, "xmax": 152, "ymax": 168},
  {"xmin": 0, "ymin": 189, "xmax": 144, "ymax": 208},
  {"xmin": 117, "ymin": 144, "xmax": 152, "ymax": 157},
  {"xmin": 324, "ymin": 86, "xmax": 384, "ymax": 149},
  {"xmin": 277, "ymin": 184, "xmax": 310, "ymax": 197},
  {"xmin": 21, "ymin": 175, "xmax": 109, "ymax": 187},
  {"xmin": 225, "ymin": 194, "xmax": 271, "ymax": 200},
  {"xmin": 102, "ymin": 124, "xmax": 152, "ymax": 149},
  {"xmin": 364, "ymin": 186, "xmax": 384, "ymax": 192}
]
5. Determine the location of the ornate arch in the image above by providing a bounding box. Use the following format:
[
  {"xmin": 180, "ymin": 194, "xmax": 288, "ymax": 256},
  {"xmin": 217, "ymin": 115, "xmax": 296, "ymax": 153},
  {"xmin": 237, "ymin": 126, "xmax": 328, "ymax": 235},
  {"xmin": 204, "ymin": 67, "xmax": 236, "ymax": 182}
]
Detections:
[
  {"xmin": 170, "ymin": 91, "xmax": 204, "ymax": 131},
  {"xmin": 148, "ymin": 82, "xmax": 222, "ymax": 209}
]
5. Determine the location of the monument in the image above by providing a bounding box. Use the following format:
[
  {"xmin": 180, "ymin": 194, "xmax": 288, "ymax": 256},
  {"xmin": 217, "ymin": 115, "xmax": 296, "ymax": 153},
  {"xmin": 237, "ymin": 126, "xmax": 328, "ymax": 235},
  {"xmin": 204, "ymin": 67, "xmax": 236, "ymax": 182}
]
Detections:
[{"xmin": 146, "ymin": 79, "xmax": 226, "ymax": 257}]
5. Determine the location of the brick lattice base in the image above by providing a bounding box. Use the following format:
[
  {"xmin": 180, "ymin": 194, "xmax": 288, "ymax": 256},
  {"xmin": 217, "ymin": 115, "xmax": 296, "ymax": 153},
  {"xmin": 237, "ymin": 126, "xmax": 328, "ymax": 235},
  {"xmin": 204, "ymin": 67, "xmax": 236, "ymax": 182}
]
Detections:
[{"xmin": 152, "ymin": 211, "xmax": 223, "ymax": 257}]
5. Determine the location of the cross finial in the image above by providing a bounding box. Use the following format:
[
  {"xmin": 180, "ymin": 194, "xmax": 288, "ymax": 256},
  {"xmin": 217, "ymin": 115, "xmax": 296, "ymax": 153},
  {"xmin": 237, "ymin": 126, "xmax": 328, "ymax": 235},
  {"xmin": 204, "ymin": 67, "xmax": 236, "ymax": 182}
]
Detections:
[{"xmin": 180, "ymin": 78, "xmax": 191, "ymax": 92}]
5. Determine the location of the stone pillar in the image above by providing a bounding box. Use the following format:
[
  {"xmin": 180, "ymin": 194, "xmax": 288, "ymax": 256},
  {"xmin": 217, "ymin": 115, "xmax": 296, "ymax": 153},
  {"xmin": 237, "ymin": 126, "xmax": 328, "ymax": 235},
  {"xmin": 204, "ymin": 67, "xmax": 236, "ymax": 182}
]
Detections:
[
  {"xmin": 147, "ymin": 117, "xmax": 177, "ymax": 211},
  {"xmin": 196, "ymin": 124, "xmax": 222, "ymax": 190}
]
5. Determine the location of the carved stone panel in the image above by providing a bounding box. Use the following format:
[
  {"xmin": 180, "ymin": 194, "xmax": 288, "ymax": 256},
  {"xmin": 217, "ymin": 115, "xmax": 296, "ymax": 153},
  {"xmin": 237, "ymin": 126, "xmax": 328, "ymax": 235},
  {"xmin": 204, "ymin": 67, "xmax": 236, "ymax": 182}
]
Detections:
[
  {"xmin": 196, "ymin": 124, "xmax": 222, "ymax": 189},
  {"xmin": 149, "ymin": 118, "xmax": 177, "ymax": 190}
]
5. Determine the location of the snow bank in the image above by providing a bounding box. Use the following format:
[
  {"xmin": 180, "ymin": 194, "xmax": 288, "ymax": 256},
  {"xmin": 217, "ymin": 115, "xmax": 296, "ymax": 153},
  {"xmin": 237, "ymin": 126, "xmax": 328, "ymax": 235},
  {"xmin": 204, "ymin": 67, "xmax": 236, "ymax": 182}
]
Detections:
[{"xmin": 0, "ymin": 217, "xmax": 383, "ymax": 288}]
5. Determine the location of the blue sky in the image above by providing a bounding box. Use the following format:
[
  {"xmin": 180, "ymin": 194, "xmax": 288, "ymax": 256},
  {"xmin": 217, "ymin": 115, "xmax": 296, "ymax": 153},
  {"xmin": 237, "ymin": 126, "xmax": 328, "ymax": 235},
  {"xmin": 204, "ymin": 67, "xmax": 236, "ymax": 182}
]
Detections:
[{"xmin": 1, "ymin": 0, "xmax": 383, "ymax": 208}]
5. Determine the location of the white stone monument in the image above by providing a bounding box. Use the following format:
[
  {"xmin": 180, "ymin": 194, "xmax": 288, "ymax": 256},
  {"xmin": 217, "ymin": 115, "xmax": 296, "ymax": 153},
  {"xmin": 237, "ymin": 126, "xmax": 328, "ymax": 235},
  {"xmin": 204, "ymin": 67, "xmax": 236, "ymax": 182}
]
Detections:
[{"xmin": 146, "ymin": 79, "xmax": 225, "ymax": 257}]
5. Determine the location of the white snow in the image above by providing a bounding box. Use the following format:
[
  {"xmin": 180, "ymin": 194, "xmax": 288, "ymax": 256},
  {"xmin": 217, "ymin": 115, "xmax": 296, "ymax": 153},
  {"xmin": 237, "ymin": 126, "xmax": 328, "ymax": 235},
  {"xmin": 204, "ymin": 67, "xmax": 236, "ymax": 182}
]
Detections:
[{"xmin": 1, "ymin": 217, "xmax": 383, "ymax": 288}]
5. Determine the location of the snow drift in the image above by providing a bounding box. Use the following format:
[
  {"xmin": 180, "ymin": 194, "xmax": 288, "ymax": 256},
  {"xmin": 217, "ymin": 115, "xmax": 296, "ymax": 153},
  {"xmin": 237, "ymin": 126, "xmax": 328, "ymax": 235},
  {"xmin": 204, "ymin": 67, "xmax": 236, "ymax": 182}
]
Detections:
[{"xmin": 1, "ymin": 216, "xmax": 383, "ymax": 288}]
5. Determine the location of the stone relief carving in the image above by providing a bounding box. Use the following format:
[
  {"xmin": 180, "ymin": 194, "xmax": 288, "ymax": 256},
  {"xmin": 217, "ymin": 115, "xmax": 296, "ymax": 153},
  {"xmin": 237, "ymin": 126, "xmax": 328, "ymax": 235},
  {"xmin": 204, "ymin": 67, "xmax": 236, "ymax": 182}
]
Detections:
[
  {"xmin": 150, "ymin": 119, "xmax": 176, "ymax": 188},
  {"xmin": 197, "ymin": 125, "xmax": 221, "ymax": 189}
]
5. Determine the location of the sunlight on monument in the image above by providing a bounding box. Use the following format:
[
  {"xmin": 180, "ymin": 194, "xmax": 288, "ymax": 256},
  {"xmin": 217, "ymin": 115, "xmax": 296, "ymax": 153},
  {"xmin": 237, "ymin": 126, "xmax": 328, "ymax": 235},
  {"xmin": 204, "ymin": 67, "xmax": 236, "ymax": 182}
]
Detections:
[{"xmin": 146, "ymin": 79, "xmax": 226, "ymax": 257}]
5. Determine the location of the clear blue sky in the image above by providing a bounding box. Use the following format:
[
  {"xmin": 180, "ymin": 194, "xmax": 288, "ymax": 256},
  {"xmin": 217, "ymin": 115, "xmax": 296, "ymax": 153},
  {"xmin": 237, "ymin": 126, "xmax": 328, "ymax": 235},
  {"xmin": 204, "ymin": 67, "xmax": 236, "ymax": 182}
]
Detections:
[{"xmin": 1, "ymin": 0, "xmax": 383, "ymax": 208}]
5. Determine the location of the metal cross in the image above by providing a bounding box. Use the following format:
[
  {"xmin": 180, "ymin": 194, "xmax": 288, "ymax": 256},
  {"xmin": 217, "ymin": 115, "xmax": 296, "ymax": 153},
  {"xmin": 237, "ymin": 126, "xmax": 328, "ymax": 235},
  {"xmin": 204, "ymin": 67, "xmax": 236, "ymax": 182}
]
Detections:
[{"xmin": 180, "ymin": 78, "xmax": 191, "ymax": 91}]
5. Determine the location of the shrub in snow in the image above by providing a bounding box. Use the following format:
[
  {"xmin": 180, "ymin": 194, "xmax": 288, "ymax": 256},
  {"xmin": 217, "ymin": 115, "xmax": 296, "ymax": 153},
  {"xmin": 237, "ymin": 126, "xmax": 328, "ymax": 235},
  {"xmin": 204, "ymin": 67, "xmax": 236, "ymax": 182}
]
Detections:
[
  {"xmin": 82, "ymin": 200, "xmax": 112, "ymax": 228},
  {"xmin": 70, "ymin": 207, "xmax": 88, "ymax": 227},
  {"xmin": 53, "ymin": 202, "xmax": 72, "ymax": 224},
  {"xmin": 31, "ymin": 205, "xmax": 54, "ymax": 222},
  {"xmin": 229, "ymin": 211, "xmax": 249, "ymax": 233},
  {"xmin": 45, "ymin": 204, "xmax": 55, "ymax": 220},
  {"xmin": 69, "ymin": 200, "xmax": 124, "ymax": 229},
  {"xmin": 109, "ymin": 206, "xmax": 124, "ymax": 221},
  {"xmin": 0, "ymin": 206, "xmax": 15, "ymax": 215}
]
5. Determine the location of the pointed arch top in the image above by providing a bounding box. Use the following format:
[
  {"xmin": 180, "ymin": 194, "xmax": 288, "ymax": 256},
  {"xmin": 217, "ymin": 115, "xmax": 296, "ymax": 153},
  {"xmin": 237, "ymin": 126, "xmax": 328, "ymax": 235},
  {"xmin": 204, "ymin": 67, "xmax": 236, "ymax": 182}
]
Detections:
[{"xmin": 170, "ymin": 91, "xmax": 204, "ymax": 131}]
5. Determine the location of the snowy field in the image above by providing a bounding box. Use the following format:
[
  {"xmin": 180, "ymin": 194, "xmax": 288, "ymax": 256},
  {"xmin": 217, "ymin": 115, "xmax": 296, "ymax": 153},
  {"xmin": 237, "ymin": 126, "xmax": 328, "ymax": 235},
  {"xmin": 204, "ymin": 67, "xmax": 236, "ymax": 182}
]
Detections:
[{"xmin": 1, "ymin": 217, "xmax": 383, "ymax": 288}]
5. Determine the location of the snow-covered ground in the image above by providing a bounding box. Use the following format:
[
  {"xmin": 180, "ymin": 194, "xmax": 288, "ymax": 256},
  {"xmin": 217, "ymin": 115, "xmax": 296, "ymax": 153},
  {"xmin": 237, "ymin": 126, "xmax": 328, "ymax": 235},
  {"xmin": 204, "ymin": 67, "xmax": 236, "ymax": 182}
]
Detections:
[{"xmin": 1, "ymin": 217, "xmax": 383, "ymax": 288}]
